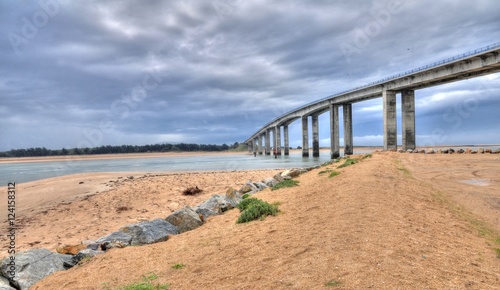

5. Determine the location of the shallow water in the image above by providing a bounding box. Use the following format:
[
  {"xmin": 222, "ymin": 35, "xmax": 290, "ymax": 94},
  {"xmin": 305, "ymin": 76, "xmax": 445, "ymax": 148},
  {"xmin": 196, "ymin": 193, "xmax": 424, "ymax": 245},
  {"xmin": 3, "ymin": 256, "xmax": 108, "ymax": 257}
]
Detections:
[{"xmin": 0, "ymin": 150, "xmax": 370, "ymax": 185}]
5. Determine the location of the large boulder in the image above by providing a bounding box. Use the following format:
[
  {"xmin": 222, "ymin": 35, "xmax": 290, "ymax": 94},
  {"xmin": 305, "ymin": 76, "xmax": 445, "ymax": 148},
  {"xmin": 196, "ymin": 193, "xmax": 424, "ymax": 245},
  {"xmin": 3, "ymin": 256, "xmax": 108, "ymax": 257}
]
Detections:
[
  {"xmin": 56, "ymin": 244, "xmax": 87, "ymax": 255},
  {"xmin": 63, "ymin": 249, "xmax": 105, "ymax": 268},
  {"xmin": 263, "ymin": 178, "xmax": 279, "ymax": 187},
  {"xmin": 165, "ymin": 207, "xmax": 203, "ymax": 233},
  {"xmin": 195, "ymin": 195, "xmax": 234, "ymax": 219},
  {"xmin": 225, "ymin": 189, "xmax": 243, "ymax": 207},
  {"xmin": 239, "ymin": 182, "xmax": 258, "ymax": 194},
  {"xmin": 0, "ymin": 276, "xmax": 15, "ymax": 290},
  {"xmin": 0, "ymin": 249, "xmax": 72, "ymax": 290},
  {"xmin": 273, "ymin": 173, "xmax": 285, "ymax": 182},
  {"xmin": 120, "ymin": 219, "xmax": 179, "ymax": 245},
  {"xmin": 253, "ymin": 182, "xmax": 268, "ymax": 191}
]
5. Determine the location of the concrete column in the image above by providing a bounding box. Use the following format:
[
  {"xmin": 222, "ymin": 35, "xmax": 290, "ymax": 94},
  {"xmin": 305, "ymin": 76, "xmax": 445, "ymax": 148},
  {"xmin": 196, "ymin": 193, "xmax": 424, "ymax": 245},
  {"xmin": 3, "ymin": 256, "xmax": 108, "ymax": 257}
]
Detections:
[
  {"xmin": 330, "ymin": 104, "xmax": 340, "ymax": 159},
  {"xmin": 265, "ymin": 129, "xmax": 271, "ymax": 155},
  {"xmin": 343, "ymin": 103, "xmax": 353, "ymax": 155},
  {"xmin": 312, "ymin": 115, "xmax": 320, "ymax": 157},
  {"xmin": 257, "ymin": 135, "xmax": 262, "ymax": 155},
  {"xmin": 302, "ymin": 116, "xmax": 309, "ymax": 157},
  {"xmin": 402, "ymin": 90, "xmax": 416, "ymax": 151},
  {"xmin": 284, "ymin": 125, "xmax": 290, "ymax": 155},
  {"xmin": 275, "ymin": 126, "xmax": 282, "ymax": 155},
  {"xmin": 383, "ymin": 90, "xmax": 397, "ymax": 151}
]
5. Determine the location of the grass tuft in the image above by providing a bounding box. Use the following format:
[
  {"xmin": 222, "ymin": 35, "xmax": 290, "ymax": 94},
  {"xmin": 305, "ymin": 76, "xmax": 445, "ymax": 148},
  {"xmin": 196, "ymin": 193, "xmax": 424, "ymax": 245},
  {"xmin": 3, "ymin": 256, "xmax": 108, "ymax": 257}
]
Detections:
[
  {"xmin": 118, "ymin": 272, "xmax": 169, "ymax": 290},
  {"xmin": 171, "ymin": 263, "xmax": 185, "ymax": 270},
  {"xmin": 271, "ymin": 179, "xmax": 299, "ymax": 191},
  {"xmin": 325, "ymin": 280, "xmax": 342, "ymax": 287},
  {"xmin": 318, "ymin": 169, "xmax": 333, "ymax": 175},
  {"xmin": 242, "ymin": 193, "xmax": 250, "ymax": 199},
  {"xmin": 236, "ymin": 198, "xmax": 279, "ymax": 223},
  {"xmin": 496, "ymin": 248, "xmax": 500, "ymax": 259},
  {"xmin": 337, "ymin": 158, "xmax": 358, "ymax": 168},
  {"xmin": 328, "ymin": 171, "xmax": 341, "ymax": 178},
  {"xmin": 362, "ymin": 153, "xmax": 373, "ymax": 159}
]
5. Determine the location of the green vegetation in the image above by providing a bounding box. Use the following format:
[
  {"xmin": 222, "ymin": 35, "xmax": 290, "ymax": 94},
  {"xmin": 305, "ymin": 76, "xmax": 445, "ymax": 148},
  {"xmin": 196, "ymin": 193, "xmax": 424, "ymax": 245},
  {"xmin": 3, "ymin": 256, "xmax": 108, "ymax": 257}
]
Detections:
[
  {"xmin": 321, "ymin": 159, "xmax": 339, "ymax": 166},
  {"xmin": 325, "ymin": 280, "xmax": 342, "ymax": 287},
  {"xmin": 328, "ymin": 171, "xmax": 341, "ymax": 178},
  {"xmin": 236, "ymin": 198, "xmax": 279, "ymax": 223},
  {"xmin": 495, "ymin": 248, "xmax": 500, "ymax": 259},
  {"xmin": 171, "ymin": 263, "xmax": 185, "ymax": 270},
  {"xmin": 318, "ymin": 169, "xmax": 333, "ymax": 175},
  {"xmin": 115, "ymin": 273, "xmax": 169, "ymax": 290},
  {"xmin": 242, "ymin": 193, "xmax": 250, "ymax": 199},
  {"xmin": 271, "ymin": 179, "xmax": 299, "ymax": 191},
  {"xmin": 337, "ymin": 158, "xmax": 358, "ymax": 168},
  {"xmin": 362, "ymin": 153, "xmax": 372, "ymax": 159},
  {"xmin": 395, "ymin": 159, "xmax": 412, "ymax": 177}
]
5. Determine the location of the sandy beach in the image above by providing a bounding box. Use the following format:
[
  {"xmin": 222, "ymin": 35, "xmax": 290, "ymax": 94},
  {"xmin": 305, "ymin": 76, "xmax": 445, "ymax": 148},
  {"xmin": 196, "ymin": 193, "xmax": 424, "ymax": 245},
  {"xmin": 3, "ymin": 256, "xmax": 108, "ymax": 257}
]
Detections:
[{"xmin": 1, "ymin": 151, "xmax": 499, "ymax": 288}]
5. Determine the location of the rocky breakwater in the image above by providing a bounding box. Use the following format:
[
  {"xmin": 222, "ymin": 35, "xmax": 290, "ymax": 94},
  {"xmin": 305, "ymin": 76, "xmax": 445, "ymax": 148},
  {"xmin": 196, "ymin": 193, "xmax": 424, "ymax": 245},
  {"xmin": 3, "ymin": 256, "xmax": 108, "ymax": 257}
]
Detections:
[
  {"xmin": 395, "ymin": 147, "xmax": 500, "ymax": 154},
  {"xmin": 0, "ymin": 167, "xmax": 318, "ymax": 290}
]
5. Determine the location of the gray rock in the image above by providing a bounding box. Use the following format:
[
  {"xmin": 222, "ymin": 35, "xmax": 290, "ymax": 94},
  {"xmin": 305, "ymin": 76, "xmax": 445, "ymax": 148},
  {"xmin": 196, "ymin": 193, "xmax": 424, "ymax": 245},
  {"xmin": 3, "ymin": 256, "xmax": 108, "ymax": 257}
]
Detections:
[
  {"xmin": 239, "ymin": 181, "xmax": 258, "ymax": 194},
  {"xmin": 426, "ymin": 149, "xmax": 435, "ymax": 154},
  {"xmin": 64, "ymin": 249, "xmax": 104, "ymax": 268},
  {"xmin": 0, "ymin": 249, "xmax": 72, "ymax": 290},
  {"xmin": 449, "ymin": 148, "xmax": 455, "ymax": 153},
  {"xmin": 0, "ymin": 276, "xmax": 15, "ymax": 290},
  {"xmin": 196, "ymin": 195, "xmax": 234, "ymax": 219},
  {"xmin": 478, "ymin": 148, "xmax": 485, "ymax": 154},
  {"xmin": 273, "ymin": 173, "xmax": 285, "ymax": 182},
  {"xmin": 442, "ymin": 149, "xmax": 449, "ymax": 154},
  {"xmin": 120, "ymin": 219, "xmax": 179, "ymax": 245},
  {"xmin": 225, "ymin": 190, "xmax": 243, "ymax": 208},
  {"xmin": 96, "ymin": 231, "xmax": 133, "ymax": 250},
  {"xmin": 457, "ymin": 148, "xmax": 465, "ymax": 154},
  {"xmin": 253, "ymin": 182, "xmax": 268, "ymax": 191},
  {"xmin": 165, "ymin": 207, "xmax": 203, "ymax": 233},
  {"xmin": 263, "ymin": 178, "xmax": 279, "ymax": 187}
]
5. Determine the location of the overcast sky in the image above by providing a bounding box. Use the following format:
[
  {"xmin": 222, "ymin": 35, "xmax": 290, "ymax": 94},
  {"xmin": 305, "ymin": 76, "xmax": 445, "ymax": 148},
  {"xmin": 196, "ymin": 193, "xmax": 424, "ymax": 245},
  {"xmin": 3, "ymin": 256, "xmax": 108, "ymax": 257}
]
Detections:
[{"xmin": 1, "ymin": 0, "xmax": 499, "ymax": 151}]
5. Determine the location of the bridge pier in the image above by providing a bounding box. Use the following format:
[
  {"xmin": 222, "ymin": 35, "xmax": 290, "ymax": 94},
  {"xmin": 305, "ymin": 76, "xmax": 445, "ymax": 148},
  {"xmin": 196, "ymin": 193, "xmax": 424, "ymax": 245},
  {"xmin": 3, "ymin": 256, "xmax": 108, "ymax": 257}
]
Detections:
[
  {"xmin": 383, "ymin": 90, "xmax": 397, "ymax": 151},
  {"xmin": 284, "ymin": 125, "xmax": 290, "ymax": 155},
  {"xmin": 265, "ymin": 129, "xmax": 271, "ymax": 155},
  {"xmin": 258, "ymin": 134, "xmax": 263, "ymax": 155},
  {"xmin": 302, "ymin": 116, "xmax": 309, "ymax": 157},
  {"xmin": 402, "ymin": 90, "xmax": 416, "ymax": 151},
  {"xmin": 330, "ymin": 104, "xmax": 340, "ymax": 159},
  {"xmin": 312, "ymin": 115, "xmax": 320, "ymax": 157},
  {"xmin": 343, "ymin": 103, "xmax": 353, "ymax": 155},
  {"xmin": 275, "ymin": 126, "xmax": 282, "ymax": 155}
]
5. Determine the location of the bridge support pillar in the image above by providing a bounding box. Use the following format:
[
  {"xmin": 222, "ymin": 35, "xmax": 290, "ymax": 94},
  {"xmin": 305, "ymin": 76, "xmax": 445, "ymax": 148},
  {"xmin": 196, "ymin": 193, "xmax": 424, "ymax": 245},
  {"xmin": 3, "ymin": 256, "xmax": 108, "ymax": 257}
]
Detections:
[
  {"xmin": 343, "ymin": 103, "xmax": 353, "ymax": 155},
  {"xmin": 284, "ymin": 125, "xmax": 290, "ymax": 155},
  {"xmin": 265, "ymin": 129, "xmax": 271, "ymax": 155},
  {"xmin": 383, "ymin": 90, "xmax": 397, "ymax": 151},
  {"xmin": 312, "ymin": 115, "xmax": 320, "ymax": 157},
  {"xmin": 402, "ymin": 90, "xmax": 416, "ymax": 151},
  {"xmin": 257, "ymin": 135, "xmax": 263, "ymax": 155},
  {"xmin": 275, "ymin": 126, "xmax": 282, "ymax": 155},
  {"xmin": 302, "ymin": 116, "xmax": 309, "ymax": 157},
  {"xmin": 330, "ymin": 104, "xmax": 340, "ymax": 159}
]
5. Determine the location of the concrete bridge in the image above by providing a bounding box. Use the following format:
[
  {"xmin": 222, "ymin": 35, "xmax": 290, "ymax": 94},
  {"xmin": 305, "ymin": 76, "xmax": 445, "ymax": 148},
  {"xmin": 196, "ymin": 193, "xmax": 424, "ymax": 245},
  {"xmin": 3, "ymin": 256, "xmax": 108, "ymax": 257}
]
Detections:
[{"xmin": 244, "ymin": 43, "xmax": 500, "ymax": 158}]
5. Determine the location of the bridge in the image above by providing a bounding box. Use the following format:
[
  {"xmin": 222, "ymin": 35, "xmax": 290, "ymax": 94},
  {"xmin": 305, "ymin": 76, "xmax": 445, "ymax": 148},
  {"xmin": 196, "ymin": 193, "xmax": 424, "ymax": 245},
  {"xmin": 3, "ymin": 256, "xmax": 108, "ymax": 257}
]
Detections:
[{"xmin": 244, "ymin": 43, "xmax": 500, "ymax": 158}]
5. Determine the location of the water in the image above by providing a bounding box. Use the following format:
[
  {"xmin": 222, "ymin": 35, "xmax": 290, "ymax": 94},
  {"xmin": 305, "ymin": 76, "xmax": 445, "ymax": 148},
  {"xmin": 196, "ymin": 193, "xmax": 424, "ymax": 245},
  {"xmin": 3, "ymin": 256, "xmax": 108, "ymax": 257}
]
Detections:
[{"xmin": 0, "ymin": 151, "xmax": 356, "ymax": 185}]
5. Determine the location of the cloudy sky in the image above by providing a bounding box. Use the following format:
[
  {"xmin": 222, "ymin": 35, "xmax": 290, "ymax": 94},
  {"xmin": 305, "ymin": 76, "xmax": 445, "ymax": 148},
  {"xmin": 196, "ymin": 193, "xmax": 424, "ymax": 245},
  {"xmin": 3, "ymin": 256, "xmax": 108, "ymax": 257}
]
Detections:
[{"xmin": 1, "ymin": 0, "xmax": 499, "ymax": 151}]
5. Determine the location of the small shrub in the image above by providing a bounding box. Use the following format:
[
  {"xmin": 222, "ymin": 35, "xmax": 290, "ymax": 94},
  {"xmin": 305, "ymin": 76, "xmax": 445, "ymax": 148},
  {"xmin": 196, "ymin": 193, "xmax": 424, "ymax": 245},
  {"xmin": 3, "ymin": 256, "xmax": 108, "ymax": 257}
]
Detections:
[
  {"xmin": 242, "ymin": 193, "xmax": 250, "ymax": 199},
  {"xmin": 271, "ymin": 179, "xmax": 299, "ymax": 191},
  {"xmin": 171, "ymin": 263, "xmax": 185, "ymax": 270},
  {"xmin": 237, "ymin": 198, "xmax": 279, "ymax": 223},
  {"xmin": 318, "ymin": 169, "xmax": 332, "ymax": 175},
  {"xmin": 328, "ymin": 171, "xmax": 341, "ymax": 178},
  {"xmin": 362, "ymin": 154, "xmax": 372, "ymax": 159},
  {"xmin": 337, "ymin": 158, "xmax": 358, "ymax": 168},
  {"xmin": 182, "ymin": 186, "xmax": 203, "ymax": 196}
]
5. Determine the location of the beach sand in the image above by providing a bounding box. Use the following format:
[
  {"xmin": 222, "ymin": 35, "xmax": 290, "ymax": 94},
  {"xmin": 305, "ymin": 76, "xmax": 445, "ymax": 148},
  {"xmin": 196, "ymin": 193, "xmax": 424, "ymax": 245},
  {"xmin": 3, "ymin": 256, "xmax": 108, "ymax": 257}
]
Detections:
[{"xmin": 1, "ymin": 152, "xmax": 499, "ymax": 288}]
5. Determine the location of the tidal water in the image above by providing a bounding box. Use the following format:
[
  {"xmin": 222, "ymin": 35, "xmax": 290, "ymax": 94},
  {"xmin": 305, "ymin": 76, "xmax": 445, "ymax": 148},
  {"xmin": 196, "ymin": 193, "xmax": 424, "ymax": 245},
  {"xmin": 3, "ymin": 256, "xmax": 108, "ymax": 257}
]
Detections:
[{"xmin": 0, "ymin": 151, "xmax": 356, "ymax": 185}]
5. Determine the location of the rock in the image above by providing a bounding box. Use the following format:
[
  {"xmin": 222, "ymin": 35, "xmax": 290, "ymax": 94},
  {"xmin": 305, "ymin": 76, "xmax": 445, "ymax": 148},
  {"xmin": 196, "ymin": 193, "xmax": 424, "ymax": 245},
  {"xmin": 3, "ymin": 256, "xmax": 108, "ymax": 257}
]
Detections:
[
  {"xmin": 419, "ymin": 150, "xmax": 426, "ymax": 154},
  {"xmin": 442, "ymin": 148, "xmax": 449, "ymax": 154},
  {"xmin": 56, "ymin": 244, "xmax": 87, "ymax": 255},
  {"xmin": 398, "ymin": 149, "xmax": 405, "ymax": 153},
  {"xmin": 470, "ymin": 150, "xmax": 477, "ymax": 154},
  {"xmin": 120, "ymin": 219, "xmax": 179, "ymax": 245},
  {"xmin": 426, "ymin": 149, "xmax": 435, "ymax": 154},
  {"xmin": 448, "ymin": 148, "xmax": 455, "ymax": 154},
  {"xmin": 195, "ymin": 195, "xmax": 234, "ymax": 219},
  {"xmin": 165, "ymin": 207, "xmax": 203, "ymax": 234},
  {"xmin": 63, "ymin": 249, "xmax": 104, "ymax": 268},
  {"xmin": 0, "ymin": 276, "xmax": 15, "ymax": 290},
  {"xmin": 0, "ymin": 249, "xmax": 72, "ymax": 290},
  {"xmin": 457, "ymin": 148, "xmax": 465, "ymax": 154},
  {"xmin": 225, "ymin": 189, "xmax": 243, "ymax": 207},
  {"xmin": 96, "ymin": 231, "xmax": 133, "ymax": 250},
  {"xmin": 273, "ymin": 173, "xmax": 285, "ymax": 182},
  {"xmin": 491, "ymin": 149, "xmax": 500, "ymax": 154},
  {"xmin": 465, "ymin": 148, "xmax": 472, "ymax": 154},
  {"xmin": 478, "ymin": 148, "xmax": 485, "ymax": 154},
  {"xmin": 239, "ymin": 182, "xmax": 258, "ymax": 194},
  {"xmin": 406, "ymin": 149, "xmax": 413, "ymax": 153},
  {"xmin": 263, "ymin": 178, "xmax": 279, "ymax": 187},
  {"xmin": 253, "ymin": 182, "xmax": 268, "ymax": 191},
  {"xmin": 437, "ymin": 149, "xmax": 442, "ymax": 154},
  {"xmin": 485, "ymin": 148, "xmax": 492, "ymax": 153}
]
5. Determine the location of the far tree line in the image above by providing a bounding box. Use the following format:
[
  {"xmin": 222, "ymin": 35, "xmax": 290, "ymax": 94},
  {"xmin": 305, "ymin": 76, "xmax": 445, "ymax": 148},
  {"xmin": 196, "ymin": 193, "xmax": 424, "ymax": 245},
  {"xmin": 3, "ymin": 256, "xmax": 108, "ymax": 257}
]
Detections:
[{"xmin": 0, "ymin": 142, "xmax": 245, "ymax": 158}]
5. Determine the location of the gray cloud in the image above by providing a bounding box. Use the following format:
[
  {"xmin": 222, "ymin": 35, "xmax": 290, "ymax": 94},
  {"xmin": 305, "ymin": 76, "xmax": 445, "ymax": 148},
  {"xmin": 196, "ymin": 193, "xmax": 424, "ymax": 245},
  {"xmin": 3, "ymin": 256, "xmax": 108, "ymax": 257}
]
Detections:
[{"xmin": 1, "ymin": 0, "xmax": 500, "ymax": 151}]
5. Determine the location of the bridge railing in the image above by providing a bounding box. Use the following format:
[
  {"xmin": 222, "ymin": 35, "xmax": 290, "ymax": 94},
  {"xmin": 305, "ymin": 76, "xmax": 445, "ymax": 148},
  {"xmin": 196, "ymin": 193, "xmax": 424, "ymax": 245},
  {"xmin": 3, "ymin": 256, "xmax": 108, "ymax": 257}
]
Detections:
[{"xmin": 248, "ymin": 42, "xmax": 500, "ymax": 140}]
